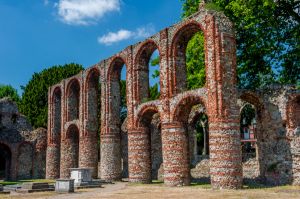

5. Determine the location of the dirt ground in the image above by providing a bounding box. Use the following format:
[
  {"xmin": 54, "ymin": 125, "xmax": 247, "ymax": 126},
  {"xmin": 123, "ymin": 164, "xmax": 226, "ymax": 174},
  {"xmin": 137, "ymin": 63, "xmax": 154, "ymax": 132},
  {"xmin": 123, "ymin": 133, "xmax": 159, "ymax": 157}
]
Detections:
[{"xmin": 2, "ymin": 182, "xmax": 300, "ymax": 199}]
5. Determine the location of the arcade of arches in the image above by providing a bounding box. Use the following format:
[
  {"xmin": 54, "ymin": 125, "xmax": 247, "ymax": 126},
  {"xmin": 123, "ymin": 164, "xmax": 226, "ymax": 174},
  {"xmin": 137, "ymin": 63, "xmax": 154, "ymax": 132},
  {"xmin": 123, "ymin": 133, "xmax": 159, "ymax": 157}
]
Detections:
[{"xmin": 46, "ymin": 5, "xmax": 300, "ymax": 189}]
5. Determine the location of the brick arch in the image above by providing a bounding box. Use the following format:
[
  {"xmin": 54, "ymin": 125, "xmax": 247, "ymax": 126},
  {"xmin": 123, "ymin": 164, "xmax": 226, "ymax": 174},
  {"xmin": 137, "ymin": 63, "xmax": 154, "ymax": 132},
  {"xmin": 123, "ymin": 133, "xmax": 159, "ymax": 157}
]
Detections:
[
  {"xmin": 134, "ymin": 40, "xmax": 160, "ymax": 103},
  {"xmin": 136, "ymin": 103, "xmax": 160, "ymax": 128},
  {"xmin": 107, "ymin": 56, "xmax": 127, "ymax": 81},
  {"xmin": 51, "ymin": 86, "xmax": 62, "ymax": 144},
  {"xmin": 188, "ymin": 104, "xmax": 206, "ymax": 126},
  {"xmin": 287, "ymin": 94, "xmax": 300, "ymax": 130},
  {"xmin": 66, "ymin": 78, "xmax": 80, "ymax": 122},
  {"xmin": 171, "ymin": 94, "xmax": 207, "ymax": 124},
  {"xmin": 130, "ymin": 103, "xmax": 162, "ymax": 183},
  {"xmin": 82, "ymin": 68, "xmax": 100, "ymax": 178},
  {"xmin": 46, "ymin": 86, "xmax": 62, "ymax": 179},
  {"xmin": 65, "ymin": 124, "xmax": 80, "ymax": 139},
  {"xmin": 239, "ymin": 91, "xmax": 264, "ymax": 119},
  {"xmin": 60, "ymin": 124, "xmax": 80, "ymax": 178},
  {"xmin": 170, "ymin": 21, "xmax": 207, "ymax": 95},
  {"xmin": 85, "ymin": 68, "xmax": 100, "ymax": 121}
]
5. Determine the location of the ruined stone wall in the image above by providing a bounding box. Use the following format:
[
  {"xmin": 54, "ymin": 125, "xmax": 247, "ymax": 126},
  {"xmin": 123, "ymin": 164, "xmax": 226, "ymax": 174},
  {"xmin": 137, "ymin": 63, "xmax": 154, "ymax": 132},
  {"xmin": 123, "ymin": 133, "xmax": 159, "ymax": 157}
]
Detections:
[
  {"xmin": 0, "ymin": 98, "xmax": 47, "ymax": 180},
  {"xmin": 238, "ymin": 86, "xmax": 298, "ymax": 185},
  {"xmin": 187, "ymin": 86, "xmax": 299, "ymax": 185},
  {"xmin": 46, "ymin": 3, "xmax": 299, "ymax": 189}
]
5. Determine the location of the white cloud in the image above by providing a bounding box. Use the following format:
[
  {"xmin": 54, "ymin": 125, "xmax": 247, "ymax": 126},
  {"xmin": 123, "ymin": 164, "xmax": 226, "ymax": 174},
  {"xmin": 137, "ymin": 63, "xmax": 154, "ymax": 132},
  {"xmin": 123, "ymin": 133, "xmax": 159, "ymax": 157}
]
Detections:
[
  {"xmin": 98, "ymin": 30, "xmax": 133, "ymax": 45},
  {"xmin": 98, "ymin": 24, "xmax": 155, "ymax": 45},
  {"xmin": 56, "ymin": 0, "xmax": 120, "ymax": 25}
]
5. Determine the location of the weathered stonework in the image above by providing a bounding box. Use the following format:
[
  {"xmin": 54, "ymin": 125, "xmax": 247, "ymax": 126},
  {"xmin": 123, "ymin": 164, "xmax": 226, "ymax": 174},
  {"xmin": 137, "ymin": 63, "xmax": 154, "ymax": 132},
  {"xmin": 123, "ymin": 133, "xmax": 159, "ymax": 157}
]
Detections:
[
  {"xmin": 46, "ymin": 3, "xmax": 299, "ymax": 190},
  {"xmin": 0, "ymin": 98, "xmax": 47, "ymax": 180}
]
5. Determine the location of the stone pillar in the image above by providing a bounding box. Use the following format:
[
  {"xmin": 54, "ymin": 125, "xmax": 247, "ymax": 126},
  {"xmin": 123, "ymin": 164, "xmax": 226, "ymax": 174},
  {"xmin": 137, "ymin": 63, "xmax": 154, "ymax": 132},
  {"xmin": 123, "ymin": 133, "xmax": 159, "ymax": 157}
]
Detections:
[
  {"xmin": 46, "ymin": 144, "xmax": 60, "ymax": 179},
  {"xmin": 79, "ymin": 133, "xmax": 98, "ymax": 178},
  {"xmin": 128, "ymin": 128, "xmax": 151, "ymax": 183},
  {"xmin": 209, "ymin": 122, "xmax": 242, "ymax": 189},
  {"xmin": 161, "ymin": 122, "xmax": 190, "ymax": 186},
  {"xmin": 60, "ymin": 140, "xmax": 73, "ymax": 179},
  {"xmin": 100, "ymin": 131, "xmax": 121, "ymax": 180}
]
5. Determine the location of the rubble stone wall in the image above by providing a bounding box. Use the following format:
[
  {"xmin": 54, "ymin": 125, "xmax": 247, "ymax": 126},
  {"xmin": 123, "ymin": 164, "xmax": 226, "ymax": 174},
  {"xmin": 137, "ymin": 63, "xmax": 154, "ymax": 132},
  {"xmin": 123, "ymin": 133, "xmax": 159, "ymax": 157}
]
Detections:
[{"xmin": 0, "ymin": 98, "xmax": 47, "ymax": 181}]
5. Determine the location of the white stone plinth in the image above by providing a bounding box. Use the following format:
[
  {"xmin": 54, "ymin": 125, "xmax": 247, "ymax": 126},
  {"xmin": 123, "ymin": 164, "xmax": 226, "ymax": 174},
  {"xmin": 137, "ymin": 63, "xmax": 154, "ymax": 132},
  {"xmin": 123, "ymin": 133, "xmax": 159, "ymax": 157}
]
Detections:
[
  {"xmin": 55, "ymin": 179, "xmax": 74, "ymax": 193},
  {"xmin": 70, "ymin": 168, "xmax": 93, "ymax": 186}
]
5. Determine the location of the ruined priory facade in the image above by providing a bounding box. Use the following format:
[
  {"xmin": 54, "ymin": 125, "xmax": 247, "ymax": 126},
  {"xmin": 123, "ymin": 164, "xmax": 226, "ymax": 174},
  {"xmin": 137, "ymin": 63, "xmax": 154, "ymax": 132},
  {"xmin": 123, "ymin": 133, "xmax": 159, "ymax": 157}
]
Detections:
[
  {"xmin": 0, "ymin": 98, "xmax": 47, "ymax": 180},
  {"xmin": 46, "ymin": 5, "xmax": 300, "ymax": 189}
]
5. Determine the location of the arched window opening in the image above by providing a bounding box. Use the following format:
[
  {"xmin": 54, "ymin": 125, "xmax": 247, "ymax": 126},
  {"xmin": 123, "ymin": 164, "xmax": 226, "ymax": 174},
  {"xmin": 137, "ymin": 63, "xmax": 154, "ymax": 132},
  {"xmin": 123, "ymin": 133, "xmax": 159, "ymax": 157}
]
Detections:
[
  {"xmin": 53, "ymin": 88, "xmax": 62, "ymax": 143},
  {"xmin": 148, "ymin": 50, "xmax": 160, "ymax": 101},
  {"xmin": 173, "ymin": 24, "xmax": 206, "ymax": 94},
  {"xmin": 86, "ymin": 69, "xmax": 101, "ymax": 172},
  {"xmin": 67, "ymin": 80, "xmax": 80, "ymax": 122},
  {"xmin": 136, "ymin": 42, "xmax": 160, "ymax": 104},
  {"xmin": 240, "ymin": 104, "xmax": 257, "ymax": 162}
]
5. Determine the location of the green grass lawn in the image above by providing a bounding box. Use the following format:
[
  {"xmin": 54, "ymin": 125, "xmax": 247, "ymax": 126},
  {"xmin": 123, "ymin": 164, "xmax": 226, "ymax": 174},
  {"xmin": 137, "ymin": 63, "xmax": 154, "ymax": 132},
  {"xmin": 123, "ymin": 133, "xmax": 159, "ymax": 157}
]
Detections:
[{"xmin": 0, "ymin": 179, "xmax": 55, "ymax": 186}]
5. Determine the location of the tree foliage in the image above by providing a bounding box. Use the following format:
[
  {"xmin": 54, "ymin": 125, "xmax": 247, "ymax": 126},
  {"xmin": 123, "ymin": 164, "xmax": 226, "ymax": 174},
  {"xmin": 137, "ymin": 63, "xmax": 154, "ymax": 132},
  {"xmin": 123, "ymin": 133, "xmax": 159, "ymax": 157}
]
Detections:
[
  {"xmin": 186, "ymin": 32, "xmax": 206, "ymax": 89},
  {"xmin": 0, "ymin": 84, "xmax": 20, "ymax": 103},
  {"xmin": 19, "ymin": 63, "xmax": 84, "ymax": 128},
  {"xmin": 120, "ymin": 80, "xmax": 127, "ymax": 122},
  {"xmin": 181, "ymin": 0, "xmax": 300, "ymax": 89}
]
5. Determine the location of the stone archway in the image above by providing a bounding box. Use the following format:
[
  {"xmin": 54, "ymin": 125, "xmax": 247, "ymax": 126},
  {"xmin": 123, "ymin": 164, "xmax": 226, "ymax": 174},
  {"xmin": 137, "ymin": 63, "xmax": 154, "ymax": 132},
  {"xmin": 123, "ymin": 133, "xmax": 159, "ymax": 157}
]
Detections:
[
  {"xmin": 66, "ymin": 79, "xmax": 80, "ymax": 122},
  {"xmin": 81, "ymin": 68, "xmax": 100, "ymax": 178},
  {"xmin": 46, "ymin": 86, "xmax": 62, "ymax": 179},
  {"xmin": 128, "ymin": 104, "xmax": 162, "ymax": 183},
  {"xmin": 60, "ymin": 124, "xmax": 80, "ymax": 178},
  {"xmin": 0, "ymin": 143, "xmax": 11, "ymax": 180},
  {"xmin": 134, "ymin": 40, "xmax": 161, "ymax": 103}
]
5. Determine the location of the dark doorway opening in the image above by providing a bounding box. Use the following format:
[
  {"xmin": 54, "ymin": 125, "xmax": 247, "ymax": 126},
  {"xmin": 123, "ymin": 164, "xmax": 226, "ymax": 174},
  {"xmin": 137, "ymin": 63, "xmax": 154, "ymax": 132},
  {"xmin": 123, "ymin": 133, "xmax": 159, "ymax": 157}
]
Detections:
[{"xmin": 0, "ymin": 144, "xmax": 11, "ymax": 180}]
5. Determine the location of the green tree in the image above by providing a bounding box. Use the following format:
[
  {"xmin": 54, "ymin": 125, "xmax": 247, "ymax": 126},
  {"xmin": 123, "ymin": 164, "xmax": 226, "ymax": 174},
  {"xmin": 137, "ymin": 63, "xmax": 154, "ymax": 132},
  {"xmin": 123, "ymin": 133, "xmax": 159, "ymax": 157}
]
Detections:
[
  {"xmin": 19, "ymin": 63, "xmax": 83, "ymax": 128},
  {"xmin": 181, "ymin": 0, "xmax": 300, "ymax": 89},
  {"xmin": 0, "ymin": 84, "xmax": 20, "ymax": 103},
  {"xmin": 120, "ymin": 80, "xmax": 127, "ymax": 122},
  {"xmin": 186, "ymin": 32, "xmax": 206, "ymax": 89}
]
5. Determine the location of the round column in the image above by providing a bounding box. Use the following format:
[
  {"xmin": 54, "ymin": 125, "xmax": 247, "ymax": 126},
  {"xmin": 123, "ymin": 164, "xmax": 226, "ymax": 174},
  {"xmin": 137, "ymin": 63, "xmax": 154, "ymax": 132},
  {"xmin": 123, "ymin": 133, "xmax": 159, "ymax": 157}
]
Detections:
[
  {"xmin": 128, "ymin": 128, "xmax": 151, "ymax": 183},
  {"xmin": 209, "ymin": 122, "xmax": 242, "ymax": 189},
  {"xmin": 79, "ymin": 133, "xmax": 98, "ymax": 178},
  {"xmin": 161, "ymin": 122, "xmax": 190, "ymax": 186},
  {"xmin": 100, "ymin": 128, "xmax": 122, "ymax": 181},
  {"xmin": 46, "ymin": 144, "xmax": 60, "ymax": 179}
]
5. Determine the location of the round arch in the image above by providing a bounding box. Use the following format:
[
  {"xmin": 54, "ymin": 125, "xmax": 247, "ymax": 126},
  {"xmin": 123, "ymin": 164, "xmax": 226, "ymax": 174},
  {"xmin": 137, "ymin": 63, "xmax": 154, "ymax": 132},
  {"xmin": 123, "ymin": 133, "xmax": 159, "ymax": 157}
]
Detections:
[
  {"xmin": 136, "ymin": 104, "xmax": 160, "ymax": 128},
  {"xmin": 171, "ymin": 94, "xmax": 207, "ymax": 124},
  {"xmin": 170, "ymin": 21, "xmax": 207, "ymax": 95},
  {"xmin": 134, "ymin": 40, "xmax": 161, "ymax": 103},
  {"xmin": 107, "ymin": 56, "xmax": 127, "ymax": 82},
  {"xmin": 66, "ymin": 78, "xmax": 80, "ymax": 122}
]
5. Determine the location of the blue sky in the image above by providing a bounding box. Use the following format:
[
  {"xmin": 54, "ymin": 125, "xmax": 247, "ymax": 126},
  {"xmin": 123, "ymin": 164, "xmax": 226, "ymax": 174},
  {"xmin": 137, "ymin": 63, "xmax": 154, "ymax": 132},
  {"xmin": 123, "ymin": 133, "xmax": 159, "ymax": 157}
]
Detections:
[{"xmin": 0, "ymin": 0, "xmax": 183, "ymax": 94}]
